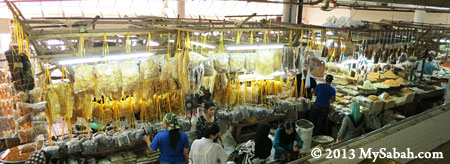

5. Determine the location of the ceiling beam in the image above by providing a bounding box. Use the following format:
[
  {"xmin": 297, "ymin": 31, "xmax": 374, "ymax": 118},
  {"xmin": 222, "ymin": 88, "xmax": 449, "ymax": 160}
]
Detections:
[{"xmin": 359, "ymin": 0, "xmax": 450, "ymax": 8}]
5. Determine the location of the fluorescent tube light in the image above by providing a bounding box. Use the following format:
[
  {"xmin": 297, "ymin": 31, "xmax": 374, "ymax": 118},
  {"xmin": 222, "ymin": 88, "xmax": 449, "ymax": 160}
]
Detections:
[
  {"xmin": 59, "ymin": 52, "xmax": 154, "ymax": 65},
  {"xmin": 190, "ymin": 41, "xmax": 216, "ymax": 49},
  {"xmin": 226, "ymin": 44, "xmax": 285, "ymax": 51},
  {"xmin": 189, "ymin": 52, "xmax": 206, "ymax": 59},
  {"xmin": 238, "ymin": 71, "xmax": 285, "ymax": 80}
]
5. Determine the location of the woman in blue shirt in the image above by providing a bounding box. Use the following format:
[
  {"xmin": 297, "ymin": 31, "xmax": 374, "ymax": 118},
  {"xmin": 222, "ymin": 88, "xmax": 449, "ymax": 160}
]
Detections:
[
  {"xmin": 144, "ymin": 113, "xmax": 190, "ymax": 164},
  {"xmin": 273, "ymin": 121, "xmax": 303, "ymax": 160}
]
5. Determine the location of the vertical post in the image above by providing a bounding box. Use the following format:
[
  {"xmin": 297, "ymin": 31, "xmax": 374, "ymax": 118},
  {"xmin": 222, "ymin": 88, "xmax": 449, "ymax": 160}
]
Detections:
[
  {"xmin": 297, "ymin": 0, "xmax": 303, "ymax": 24},
  {"xmin": 414, "ymin": 10, "xmax": 426, "ymax": 23},
  {"xmin": 177, "ymin": 0, "xmax": 185, "ymax": 19},
  {"xmin": 420, "ymin": 50, "xmax": 429, "ymax": 81},
  {"xmin": 282, "ymin": 0, "xmax": 291, "ymax": 23}
]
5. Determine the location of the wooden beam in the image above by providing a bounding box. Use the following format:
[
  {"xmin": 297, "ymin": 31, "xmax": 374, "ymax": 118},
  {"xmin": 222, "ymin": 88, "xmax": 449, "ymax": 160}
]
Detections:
[
  {"xmin": 359, "ymin": 0, "xmax": 450, "ymax": 8},
  {"xmin": 29, "ymin": 29, "xmax": 174, "ymax": 39}
]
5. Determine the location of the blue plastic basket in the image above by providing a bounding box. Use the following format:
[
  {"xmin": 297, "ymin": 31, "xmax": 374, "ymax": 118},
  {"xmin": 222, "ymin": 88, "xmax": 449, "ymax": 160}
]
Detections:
[{"xmin": 0, "ymin": 150, "xmax": 28, "ymax": 164}]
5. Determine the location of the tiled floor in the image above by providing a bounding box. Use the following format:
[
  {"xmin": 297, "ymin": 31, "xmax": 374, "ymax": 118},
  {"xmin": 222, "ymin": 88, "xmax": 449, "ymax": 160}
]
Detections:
[{"xmin": 408, "ymin": 141, "xmax": 450, "ymax": 164}]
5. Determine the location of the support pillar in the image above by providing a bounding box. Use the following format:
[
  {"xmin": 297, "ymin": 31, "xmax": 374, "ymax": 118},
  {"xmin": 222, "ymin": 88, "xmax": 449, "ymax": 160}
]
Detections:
[
  {"xmin": 177, "ymin": 0, "xmax": 185, "ymax": 18},
  {"xmin": 282, "ymin": 0, "xmax": 291, "ymax": 22},
  {"xmin": 414, "ymin": 10, "xmax": 426, "ymax": 23}
]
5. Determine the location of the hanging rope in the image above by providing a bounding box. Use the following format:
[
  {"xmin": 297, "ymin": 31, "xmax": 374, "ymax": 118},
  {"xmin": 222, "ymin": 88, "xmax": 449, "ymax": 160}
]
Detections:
[
  {"xmin": 103, "ymin": 34, "xmax": 109, "ymax": 56},
  {"xmin": 78, "ymin": 35, "xmax": 85, "ymax": 57},
  {"xmin": 147, "ymin": 32, "xmax": 152, "ymax": 51},
  {"xmin": 250, "ymin": 30, "xmax": 254, "ymax": 44},
  {"xmin": 125, "ymin": 33, "xmax": 131, "ymax": 54},
  {"xmin": 277, "ymin": 30, "xmax": 280, "ymax": 44},
  {"xmin": 167, "ymin": 32, "xmax": 171, "ymax": 61},
  {"xmin": 289, "ymin": 30, "xmax": 293, "ymax": 47},
  {"xmin": 236, "ymin": 30, "xmax": 241, "ymax": 45},
  {"xmin": 219, "ymin": 32, "xmax": 224, "ymax": 53},
  {"xmin": 264, "ymin": 30, "xmax": 268, "ymax": 44}
]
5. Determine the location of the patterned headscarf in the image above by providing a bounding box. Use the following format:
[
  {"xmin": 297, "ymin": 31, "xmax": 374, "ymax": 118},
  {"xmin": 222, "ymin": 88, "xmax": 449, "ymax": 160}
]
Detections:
[{"xmin": 163, "ymin": 113, "xmax": 180, "ymax": 130}]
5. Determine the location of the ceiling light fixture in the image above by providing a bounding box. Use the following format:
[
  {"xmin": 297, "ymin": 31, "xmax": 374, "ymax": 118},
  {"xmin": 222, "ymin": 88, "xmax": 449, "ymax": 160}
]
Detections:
[
  {"xmin": 59, "ymin": 52, "xmax": 154, "ymax": 65},
  {"xmin": 226, "ymin": 44, "xmax": 284, "ymax": 51}
]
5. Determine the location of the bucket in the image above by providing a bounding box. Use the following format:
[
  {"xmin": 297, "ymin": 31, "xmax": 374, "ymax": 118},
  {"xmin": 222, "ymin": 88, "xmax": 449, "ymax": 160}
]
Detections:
[{"xmin": 296, "ymin": 119, "xmax": 314, "ymax": 152}]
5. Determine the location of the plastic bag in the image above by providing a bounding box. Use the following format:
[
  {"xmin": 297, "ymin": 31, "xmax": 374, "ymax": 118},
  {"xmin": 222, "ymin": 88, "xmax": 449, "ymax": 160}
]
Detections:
[
  {"xmin": 213, "ymin": 53, "xmax": 229, "ymax": 73},
  {"xmin": 229, "ymin": 54, "xmax": 245, "ymax": 72},
  {"xmin": 32, "ymin": 121, "xmax": 48, "ymax": 135},
  {"xmin": 282, "ymin": 47, "xmax": 296, "ymax": 71},
  {"xmin": 15, "ymin": 91, "xmax": 28, "ymax": 102},
  {"xmin": 95, "ymin": 64, "xmax": 122, "ymax": 97},
  {"xmin": 0, "ymin": 116, "xmax": 16, "ymax": 131},
  {"xmin": 82, "ymin": 140, "xmax": 98, "ymax": 154},
  {"xmin": 203, "ymin": 59, "xmax": 215, "ymax": 76},
  {"xmin": 17, "ymin": 113, "xmax": 32, "ymax": 126},
  {"xmin": 18, "ymin": 143, "xmax": 36, "ymax": 155},
  {"xmin": 140, "ymin": 57, "xmax": 160, "ymax": 80},
  {"xmin": 44, "ymin": 84, "xmax": 61, "ymax": 123},
  {"xmin": 74, "ymin": 65, "xmax": 96, "ymax": 92},
  {"xmin": 17, "ymin": 101, "xmax": 47, "ymax": 115},
  {"xmin": 303, "ymin": 50, "xmax": 326, "ymax": 78},
  {"xmin": 120, "ymin": 61, "xmax": 140, "ymax": 94},
  {"xmin": 42, "ymin": 146, "xmax": 60, "ymax": 159},
  {"xmin": 244, "ymin": 53, "xmax": 257, "ymax": 72},
  {"xmin": 256, "ymin": 50, "xmax": 274, "ymax": 75},
  {"xmin": 18, "ymin": 129, "xmax": 35, "ymax": 143},
  {"xmin": 273, "ymin": 50, "xmax": 282, "ymax": 71},
  {"xmin": 67, "ymin": 138, "xmax": 85, "ymax": 154}
]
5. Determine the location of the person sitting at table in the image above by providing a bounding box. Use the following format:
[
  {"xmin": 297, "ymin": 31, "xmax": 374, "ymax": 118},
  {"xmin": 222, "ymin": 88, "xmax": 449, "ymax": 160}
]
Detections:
[
  {"xmin": 336, "ymin": 101, "xmax": 367, "ymax": 143},
  {"xmin": 273, "ymin": 121, "xmax": 303, "ymax": 161}
]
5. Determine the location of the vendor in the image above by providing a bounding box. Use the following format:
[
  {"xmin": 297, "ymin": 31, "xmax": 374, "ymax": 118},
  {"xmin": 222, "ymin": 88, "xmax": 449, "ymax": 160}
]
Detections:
[
  {"xmin": 310, "ymin": 75, "xmax": 336, "ymax": 136},
  {"xmin": 195, "ymin": 101, "xmax": 223, "ymax": 146},
  {"xmin": 336, "ymin": 102, "xmax": 367, "ymax": 143},
  {"xmin": 296, "ymin": 69, "xmax": 317, "ymax": 99},
  {"xmin": 144, "ymin": 113, "xmax": 190, "ymax": 164},
  {"xmin": 417, "ymin": 57, "xmax": 438, "ymax": 75},
  {"xmin": 273, "ymin": 121, "xmax": 303, "ymax": 161},
  {"xmin": 239, "ymin": 123, "xmax": 273, "ymax": 164},
  {"xmin": 190, "ymin": 124, "xmax": 229, "ymax": 164}
]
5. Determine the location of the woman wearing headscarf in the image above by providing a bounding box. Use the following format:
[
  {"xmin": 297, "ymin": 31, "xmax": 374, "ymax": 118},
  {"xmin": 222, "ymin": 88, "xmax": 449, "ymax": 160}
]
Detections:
[
  {"xmin": 143, "ymin": 113, "xmax": 190, "ymax": 164},
  {"xmin": 273, "ymin": 121, "xmax": 303, "ymax": 160},
  {"xmin": 337, "ymin": 101, "xmax": 367, "ymax": 142},
  {"xmin": 238, "ymin": 123, "xmax": 273, "ymax": 164}
]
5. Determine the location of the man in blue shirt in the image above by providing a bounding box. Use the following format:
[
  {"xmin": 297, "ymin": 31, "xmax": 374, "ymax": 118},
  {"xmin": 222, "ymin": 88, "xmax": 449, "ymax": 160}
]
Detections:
[
  {"xmin": 310, "ymin": 75, "xmax": 336, "ymax": 136},
  {"xmin": 419, "ymin": 57, "xmax": 438, "ymax": 75}
]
